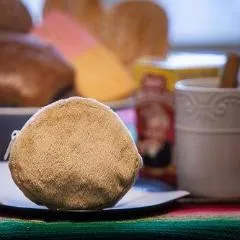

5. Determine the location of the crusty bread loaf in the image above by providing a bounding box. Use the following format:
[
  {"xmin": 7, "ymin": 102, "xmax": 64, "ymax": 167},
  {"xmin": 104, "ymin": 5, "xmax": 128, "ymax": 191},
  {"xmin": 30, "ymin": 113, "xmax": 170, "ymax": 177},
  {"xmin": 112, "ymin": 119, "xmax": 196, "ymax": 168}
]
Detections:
[
  {"xmin": 102, "ymin": 0, "xmax": 169, "ymax": 67},
  {"xmin": 0, "ymin": 0, "xmax": 32, "ymax": 33},
  {"xmin": 0, "ymin": 33, "xmax": 74, "ymax": 107},
  {"xmin": 44, "ymin": 0, "xmax": 102, "ymax": 37}
]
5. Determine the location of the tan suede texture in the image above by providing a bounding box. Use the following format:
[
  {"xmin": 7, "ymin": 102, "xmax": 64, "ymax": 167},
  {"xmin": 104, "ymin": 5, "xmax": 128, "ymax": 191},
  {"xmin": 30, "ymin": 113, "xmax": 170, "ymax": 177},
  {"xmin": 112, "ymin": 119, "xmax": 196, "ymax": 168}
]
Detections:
[{"xmin": 9, "ymin": 97, "xmax": 142, "ymax": 210}]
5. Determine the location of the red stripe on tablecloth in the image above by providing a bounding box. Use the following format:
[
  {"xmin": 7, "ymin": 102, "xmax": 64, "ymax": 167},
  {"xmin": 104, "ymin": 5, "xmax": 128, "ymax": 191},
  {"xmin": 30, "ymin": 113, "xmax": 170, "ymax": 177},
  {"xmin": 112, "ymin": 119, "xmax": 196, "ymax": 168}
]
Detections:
[{"xmin": 165, "ymin": 204, "xmax": 240, "ymax": 217}]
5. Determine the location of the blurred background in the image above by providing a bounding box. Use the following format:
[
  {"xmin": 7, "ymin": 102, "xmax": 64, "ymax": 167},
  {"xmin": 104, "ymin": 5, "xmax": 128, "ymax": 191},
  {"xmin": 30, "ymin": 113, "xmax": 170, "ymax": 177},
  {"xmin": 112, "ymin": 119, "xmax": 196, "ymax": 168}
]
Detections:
[
  {"xmin": 0, "ymin": 0, "xmax": 239, "ymax": 183},
  {"xmin": 22, "ymin": 0, "xmax": 240, "ymax": 52}
]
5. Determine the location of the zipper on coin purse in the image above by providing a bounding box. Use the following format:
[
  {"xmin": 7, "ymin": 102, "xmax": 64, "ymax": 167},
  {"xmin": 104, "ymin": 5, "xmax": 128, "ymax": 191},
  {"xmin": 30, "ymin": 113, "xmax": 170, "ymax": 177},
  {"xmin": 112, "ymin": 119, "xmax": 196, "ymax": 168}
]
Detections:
[{"xmin": 4, "ymin": 130, "xmax": 20, "ymax": 161}]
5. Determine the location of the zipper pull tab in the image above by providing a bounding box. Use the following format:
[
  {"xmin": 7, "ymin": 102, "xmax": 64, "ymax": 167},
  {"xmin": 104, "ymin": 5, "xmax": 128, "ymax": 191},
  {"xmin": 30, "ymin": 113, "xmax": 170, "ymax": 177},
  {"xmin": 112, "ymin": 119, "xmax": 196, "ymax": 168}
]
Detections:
[{"xmin": 4, "ymin": 130, "xmax": 20, "ymax": 161}]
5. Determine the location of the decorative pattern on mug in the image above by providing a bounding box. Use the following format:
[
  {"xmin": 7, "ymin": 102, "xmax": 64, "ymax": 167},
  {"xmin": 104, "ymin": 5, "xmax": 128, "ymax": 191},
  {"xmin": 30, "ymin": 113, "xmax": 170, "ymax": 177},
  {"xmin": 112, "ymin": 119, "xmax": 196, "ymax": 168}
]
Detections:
[{"xmin": 175, "ymin": 92, "xmax": 240, "ymax": 124}]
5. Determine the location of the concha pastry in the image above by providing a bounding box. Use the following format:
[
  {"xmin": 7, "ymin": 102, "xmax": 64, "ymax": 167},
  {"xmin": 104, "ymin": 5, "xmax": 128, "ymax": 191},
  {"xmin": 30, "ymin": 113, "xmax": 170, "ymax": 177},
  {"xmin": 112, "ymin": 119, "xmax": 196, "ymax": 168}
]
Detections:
[{"xmin": 44, "ymin": 0, "xmax": 102, "ymax": 37}]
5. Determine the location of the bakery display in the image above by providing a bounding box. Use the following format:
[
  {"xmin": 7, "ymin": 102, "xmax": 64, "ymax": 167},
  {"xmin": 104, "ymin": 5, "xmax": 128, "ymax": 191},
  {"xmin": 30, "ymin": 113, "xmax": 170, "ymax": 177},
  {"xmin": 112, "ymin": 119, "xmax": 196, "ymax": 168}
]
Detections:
[
  {"xmin": 0, "ymin": 33, "xmax": 74, "ymax": 107},
  {"xmin": 43, "ymin": 0, "xmax": 169, "ymax": 68},
  {"xmin": 0, "ymin": 0, "xmax": 32, "ymax": 33},
  {"xmin": 32, "ymin": 11, "xmax": 136, "ymax": 102},
  {"xmin": 9, "ymin": 97, "xmax": 142, "ymax": 210},
  {"xmin": 102, "ymin": 0, "xmax": 169, "ymax": 67}
]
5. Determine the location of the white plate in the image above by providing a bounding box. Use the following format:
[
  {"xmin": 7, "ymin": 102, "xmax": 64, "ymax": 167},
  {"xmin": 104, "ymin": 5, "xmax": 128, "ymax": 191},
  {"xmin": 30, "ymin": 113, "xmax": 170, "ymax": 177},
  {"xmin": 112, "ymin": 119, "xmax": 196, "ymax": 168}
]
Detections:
[{"xmin": 0, "ymin": 162, "xmax": 188, "ymax": 213}]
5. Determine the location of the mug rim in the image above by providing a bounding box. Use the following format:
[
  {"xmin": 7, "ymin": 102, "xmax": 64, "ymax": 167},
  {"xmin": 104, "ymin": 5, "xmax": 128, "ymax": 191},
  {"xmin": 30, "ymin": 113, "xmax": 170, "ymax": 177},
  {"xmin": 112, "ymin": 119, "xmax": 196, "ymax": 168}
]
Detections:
[{"xmin": 175, "ymin": 77, "xmax": 240, "ymax": 92}]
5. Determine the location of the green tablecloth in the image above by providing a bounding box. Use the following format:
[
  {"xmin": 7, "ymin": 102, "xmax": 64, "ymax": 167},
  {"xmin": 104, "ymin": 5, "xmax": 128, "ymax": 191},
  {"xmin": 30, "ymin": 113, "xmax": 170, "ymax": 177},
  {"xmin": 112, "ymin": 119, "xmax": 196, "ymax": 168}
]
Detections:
[{"xmin": 1, "ymin": 203, "xmax": 240, "ymax": 239}]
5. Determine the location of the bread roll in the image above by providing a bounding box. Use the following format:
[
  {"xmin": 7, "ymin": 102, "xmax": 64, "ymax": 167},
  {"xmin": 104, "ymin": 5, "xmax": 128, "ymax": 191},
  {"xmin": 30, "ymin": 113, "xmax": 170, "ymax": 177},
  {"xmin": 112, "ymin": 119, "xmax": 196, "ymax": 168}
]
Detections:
[
  {"xmin": 0, "ymin": 0, "xmax": 32, "ymax": 33},
  {"xmin": 102, "ymin": 0, "xmax": 169, "ymax": 67},
  {"xmin": 9, "ymin": 97, "xmax": 142, "ymax": 210},
  {"xmin": 0, "ymin": 33, "xmax": 74, "ymax": 106}
]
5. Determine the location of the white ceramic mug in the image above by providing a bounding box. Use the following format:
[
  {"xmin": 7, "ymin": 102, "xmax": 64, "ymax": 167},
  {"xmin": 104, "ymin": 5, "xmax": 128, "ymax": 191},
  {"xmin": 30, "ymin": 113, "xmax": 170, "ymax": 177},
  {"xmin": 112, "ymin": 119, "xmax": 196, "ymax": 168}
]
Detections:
[{"xmin": 175, "ymin": 77, "xmax": 240, "ymax": 198}]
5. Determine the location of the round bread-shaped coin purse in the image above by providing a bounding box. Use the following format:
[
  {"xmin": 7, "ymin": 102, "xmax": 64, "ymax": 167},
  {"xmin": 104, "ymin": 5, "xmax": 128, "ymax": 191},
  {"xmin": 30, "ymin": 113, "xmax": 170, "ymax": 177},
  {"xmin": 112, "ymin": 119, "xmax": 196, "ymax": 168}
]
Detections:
[{"xmin": 8, "ymin": 97, "xmax": 142, "ymax": 210}]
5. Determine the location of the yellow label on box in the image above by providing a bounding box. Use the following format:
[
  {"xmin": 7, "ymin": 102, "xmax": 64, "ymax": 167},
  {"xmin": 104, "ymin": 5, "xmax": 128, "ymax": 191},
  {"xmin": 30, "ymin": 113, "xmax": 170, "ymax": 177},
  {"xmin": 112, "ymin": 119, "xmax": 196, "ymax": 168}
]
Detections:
[
  {"xmin": 134, "ymin": 58, "xmax": 223, "ymax": 91},
  {"xmin": 134, "ymin": 65, "xmax": 178, "ymax": 92}
]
